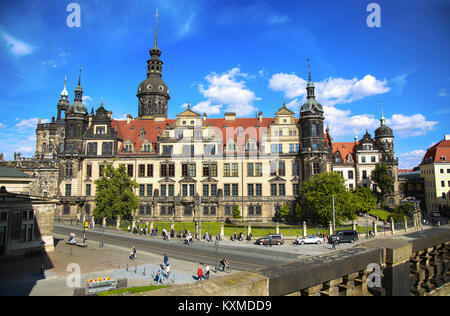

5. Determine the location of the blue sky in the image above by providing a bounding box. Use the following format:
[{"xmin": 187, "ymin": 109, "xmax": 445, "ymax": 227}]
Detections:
[{"xmin": 0, "ymin": 0, "xmax": 449, "ymax": 168}]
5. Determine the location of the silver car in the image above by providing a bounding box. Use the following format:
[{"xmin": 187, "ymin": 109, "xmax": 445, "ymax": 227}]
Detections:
[{"xmin": 295, "ymin": 236, "xmax": 324, "ymax": 245}]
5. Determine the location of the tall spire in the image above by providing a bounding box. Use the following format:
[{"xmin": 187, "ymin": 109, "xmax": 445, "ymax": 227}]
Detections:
[
  {"xmin": 78, "ymin": 67, "xmax": 82, "ymax": 86},
  {"xmin": 154, "ymin": 8, "xmax": 159, "ymax": 49},
  {"xmin": 380, "ymin": 101, "xmax": 386, "ymax": 126},
  {"xmin": 306, "ymin": 58, "xmax": 315, "ymax": 99},
  {"xmin": 60, "ymin": 76, "xmax": 69, "ymax": 99}
]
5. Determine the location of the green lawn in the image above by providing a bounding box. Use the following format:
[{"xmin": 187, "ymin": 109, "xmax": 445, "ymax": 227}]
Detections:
[
  {"xmin": 114, "ymin": 221, "xmax": 379, "ymax": 238},
  {"xmin": 369, "ymin": 209, "xmax": 391, "ymax": 221},
  {"xmin": 96, "ymin": 285, "xmax": 171, "ymax": 296}
]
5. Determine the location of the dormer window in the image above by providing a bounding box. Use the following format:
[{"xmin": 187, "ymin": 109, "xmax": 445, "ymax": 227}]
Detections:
[{"xmin": 441, "ymin": 156, "xmax": 447, "ymax": 162}]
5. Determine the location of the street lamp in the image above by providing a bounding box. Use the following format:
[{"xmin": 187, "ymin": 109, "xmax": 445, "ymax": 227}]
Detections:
[
  {"xmin": 100, "ymin": 217, "xmax": 105, "ymax": 248},
  {"xmin": 214, "ymin": 240, "xmax": 219, "ymax": 273}
]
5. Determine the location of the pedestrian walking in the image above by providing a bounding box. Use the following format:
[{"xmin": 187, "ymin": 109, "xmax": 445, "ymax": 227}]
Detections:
[
  {"xmin": 205, "ymin": 265, "xmax": 210, "ymax": 280},
  {"xmin": 331, "ymin": 237, "xmax": 336, "ymax": 250},
  {"xmin": 163, "ymin": 253, "xmax": 169, "ymax": 268},
  {"xmin": 197, "ymin": 267, "xmax": 204, "ymax": 281}
]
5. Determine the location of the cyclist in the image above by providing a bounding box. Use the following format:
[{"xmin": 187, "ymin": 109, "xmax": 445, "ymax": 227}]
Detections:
[{"xmin": 220, "ymin": 257, "xmax": 229, "ymax": 271}]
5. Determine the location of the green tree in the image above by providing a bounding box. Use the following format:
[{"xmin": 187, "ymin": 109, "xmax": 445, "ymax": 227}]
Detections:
[
  {"xmin": 232, "ymin": 204, "xmax": 242, "ymax": 219},
  {"xmin": 295, "ymin": 203, "xmax": 302, "ymax": 221},
  {"xmin": 280, "ymin": 204, "xmax": 291, "ymax": 222},
  {"xmin": 300, "ymin": 172, "xmax": 358, "ymax": 225},
  {"xmin": 353, "ymin": 187, "xmax": 377, "ymax": 214},
  {"xmin": 371, "ymin": 163, "xmax": 394, "ymax": 204},
  {"xmin": 94, "ymin": 163, "xmax": 139, "ymax": 221}
]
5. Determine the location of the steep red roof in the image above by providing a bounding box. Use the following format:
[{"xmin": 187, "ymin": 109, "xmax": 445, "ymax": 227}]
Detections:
[
  {"xmin": 421, "ymin": 138, "xmax": 450, "ymax": 164},
  {"xmin": 332, "ymin": 142, "xmax": 357, "ymax": 163}
]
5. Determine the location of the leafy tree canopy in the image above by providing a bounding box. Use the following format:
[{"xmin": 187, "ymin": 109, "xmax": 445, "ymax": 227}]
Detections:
[
  {"xmin": 371, "ymin": 163, "xmax": 394, "ymax": 204},
  {"xmin": 94, "ymin": 163, "xmax": 139, "ymax": 220},
  {"xmin": 300, "ymin": 172, "xmax": 358, "ymax": 225}
]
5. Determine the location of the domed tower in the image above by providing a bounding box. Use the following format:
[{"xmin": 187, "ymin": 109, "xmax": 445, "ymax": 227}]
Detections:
[
  {"xmin": 374, "ymin": 105, "xmax": 399, "ymax": 207},
  {"xmin": 57, "ymin": 76, "xmax": 70, "ymax": 121},
  {"xmin": 298, "ymin": 61, "xmax": 332, "ymax": 181},
  {"xmin": 137, "ymin": 9, "xmax": 170, "ymax": 119},
  {"xmin": 64, "ymin": 68, "xmax": 88, "ymax": 155}
]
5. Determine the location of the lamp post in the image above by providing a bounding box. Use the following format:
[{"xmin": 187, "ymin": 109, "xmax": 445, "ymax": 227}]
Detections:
[
  {"xmin": 214, "ymin": 239, "xmax": 219, "ymax": 273},
  {"xmin": 100, "ymin": 217, "xmax": 105, "ymax": 248},
  {"xmin": 332, "ymin": 195, "xmax": 336, "ymax": 233}
]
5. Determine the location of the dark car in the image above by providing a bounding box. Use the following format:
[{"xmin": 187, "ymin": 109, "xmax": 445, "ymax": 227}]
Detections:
[
  {"xmin": 255, "ymin": 234, "xmax": 284, "ymax": 246},
  {"xmin": 332, "ymin": 230, "xmax": 358, "ymax": 243}
]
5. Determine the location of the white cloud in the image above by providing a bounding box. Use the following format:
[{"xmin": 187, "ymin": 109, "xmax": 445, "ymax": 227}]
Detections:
[
  {"xmin": 269, "ymin": 73, "xmax": 390, "ymax": 106},
  {"xmin": 191, "ymin": 100, "xmax": 222, "ymax": 116},
  {"xmin": 1, "ymin": 32, "xmax": 33, "ymax": 56},
  {"xmin": 198, "ymin": 67, "xmax": 260, "ymax": 116},
  {"xmin": 398, "ymin": 150, "xmax": 426, "ymax": 169},
  {"xmin": 82, "ymin": 96, "xmax": 93, "ymax": 106},
  {"xmin": 386, "ymin": 114, "xmax": 438, "ymax": 137},
  {"xmin": 0, "ymin": 123, "xmax": 6, "ymax": 129},
  {"xmin": 438, "ymin": 88, "xmax": 447, "ymax": 97},
  {"xmin": 15, "ymin": 118, "xmax": 49, "ymax": 130},
  {"xmin": 324, "ymin": 106, "xmax": 379, "ymax": 138}
]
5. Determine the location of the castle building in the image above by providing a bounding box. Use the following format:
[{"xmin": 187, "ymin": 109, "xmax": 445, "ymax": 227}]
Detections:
[{"xmin": 15, "ymin": 13, "xmax": 399, "ymax": 223}]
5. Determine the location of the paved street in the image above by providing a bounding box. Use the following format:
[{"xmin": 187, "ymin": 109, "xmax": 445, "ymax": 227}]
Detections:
[{"xmin": 0, "ymin": 223, "xmax": 428, "ymax": 296}]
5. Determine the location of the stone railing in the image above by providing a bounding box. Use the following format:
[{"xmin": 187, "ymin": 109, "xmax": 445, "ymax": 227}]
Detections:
[{"xmin": 136, "ymin": 227, "xmax": 449, "ymax": 296}]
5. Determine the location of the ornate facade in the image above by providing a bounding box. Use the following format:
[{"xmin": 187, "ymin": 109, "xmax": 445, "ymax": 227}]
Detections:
[{"xmin": 7, "ymin": 13, "xmax": 399, "ymax": 223}]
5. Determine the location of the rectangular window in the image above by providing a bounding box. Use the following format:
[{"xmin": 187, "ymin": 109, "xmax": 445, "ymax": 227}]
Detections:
[
  {"xmin": 203, "ymin": 184, "xmax": 209, "ymax": 197},
  {"xmin": 211, "ymin": 184, "xmax": 217, "ymax": 196},
  {"xmin": 371, "ymin": 156, "xmax": 376, "ymax": 163},
  {"xmin": 139, "ymin": 205, "xmax": 145, "ymax": 215},
  {"xmin": 232, "ymin": 163, "xmax": 239, "ymax": 177},
  {"xmin": 203, "ymin": 206, "xmax": 209, "ymax": 216},
  {"xmin": 182, "ymin": 164, "xmax": 188, "ymax": 177},
  {"xmin": 256, "ymin": 184, "xmax": 262, "ymax": 196},
  {"xmin": 279, "ymin": 184, "xmax": 285, "ymax": 196},
  {"xmin": 189, "ymin": 164, "xmax": 196, "ymax": 177},
  {"xmin": 87, "ymin": 142, "xmax": 98, "ymax": 155},
  {"xmin": 224, "ymin": 184, "xmax": 230, "ymax": 196},
  {"xmin": 210, "ymin": 164, "xmax": 217, "ymax": 177},
  {"xmin": 362, "ymin": 170, "xmax": 367, "ymax": 179},
  {"xmin": 256, "ymin": 205, "xmax": 262, "ymax": 215},
  {"xmin": 203, "ymin": 164, "xmax": 210, "ymax": 177},
  {"xmin": 248, "ymin": 184, "xmax": 254, "ymax": 196},
  {"xmin": 232, "ymin": 184, "xmax": 239, "ymax": 196},
  {"xmin": 160, "ymin": 184, "xmax": 166, "ymax": 197},
  {"xmin": 169, "ymin": 164, "xmax": 175, "ymax": 177},
  {"xmin": 102, "ymin": 142, "xmax": 113, "ymax": 155},
  {"xmin": 160, "ymin": 206, "xmax": 167, "ymax": 215},
  {"xmin": 161, "ymin": 164, "xmax": 167, "ymax": 177},
  {"xmin": 182, "ymin": 184, "xmax": 188, "ymax": 197},
  {"xmin": 184, "ymin": 205, "xmax": 193, "ymax": 216},
  {"xmin": 279, "ymin": 161, "xmax": 285, "ymax": 176},
  {"xmin": 279, "ymin": 144, "xmax": 283, "ymax": 153},
  {"xmin": 248, "ymin": 205, "xmax": 254, "ymax": 216},
  {"xmin": 255, "ymin": 163, "xmax": 262, "ymax": 177},
  {"xmin": 210, "ymin": 206, "xmax": 216, "ymax": 215},
  {"xmin": 189, "ymin": 184, "xmax": 195, "ymax": 196},
  {"xmin": 295, "ymin": 144, "xmax": 300, "ymax": 152},
  {"xmin": 247, "ymin": 163, "xmax": 254, "ymax": 177},
  {"xmin": 271, "ymin": 184, "xmax": 277, "ymax": 196},
  {"xmin": 313, "ymin": 163, "xmax": 320, "ymax": 175},
  {"xmin": 86, "ymin": 165, "xmax": 92, "ymax": 178},
  {"xmin": 224, "ymin": 164, "xmax": 230, "ymax": 177},
  {"xmin": 361, "ymin": 156, "xmax": 366, "ymax": 163},
  {"xmin": 168, "ymin": 184, "xmax": 174, "ymax": 197},
  {"xmin": 289, "ymin": 144, "xmax": 294, "ymax": 153},
  {"xmin": 147, "ymin": 184, "xmax": 153, "ymax": 197},
  {"xmin": 65, "ymin": 184, "xmax": 71, "ymax": 197},
  {"xmin": 86, "ymin": 184, "xmax": 91, "ymax": 197},
  {"xmin": 441, "ymin": 181, "xmax": 445, "ymax": 187},
  {"xmin": 270, "ymin": 161, "xmax": 277, "ymax": 176},
  {"xmin": 138, "ymin": 165, "xmax": 146, "ymax": 177},
  {"xmin": 147, "ymin": 164, "xmax": 153, "ymax": 177},
  {"xmin": 139, "ymin": 184, "xmax": 145, "ymax": 197},
  {"xmin": 99, "ymin": 164, "xmax": 105, "ymax": 177},
  {"xmin": 293, "ymin": 184, "xmax": 299, "ymax": 196},
  {"xmin": 224, "ymin": 205, "xmax": 231, "ymax": 216},
  {"xmin": 127, "ymin": 165, "xmax": 133, "ymax": 177},
  {"xmin": 348, "ymin": 170, "xmax": 354, "ymax": 179}
]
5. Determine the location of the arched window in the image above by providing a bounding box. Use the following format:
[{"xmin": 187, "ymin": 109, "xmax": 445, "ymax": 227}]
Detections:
[{"xmin": 311, "ymin": 124, "xmax": 318, "ymax": 137}]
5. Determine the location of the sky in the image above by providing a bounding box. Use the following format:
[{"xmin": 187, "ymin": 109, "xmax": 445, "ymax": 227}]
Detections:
[{"xmin": 0, "ymin": 0, "xmax": 449, "ymax": 169}]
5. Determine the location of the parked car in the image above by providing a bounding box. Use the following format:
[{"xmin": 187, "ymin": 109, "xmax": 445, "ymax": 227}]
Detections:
[
  {"xmin": 295, "ymin": 236, "xmax": 324, "ymax": 245},
  {"xmin": 255, "ymin": 234, "xmax": 284, "ymax": 246},
  {"xmin": 331, "ymin": 230, "xmax": 358, "ymax": 243}
]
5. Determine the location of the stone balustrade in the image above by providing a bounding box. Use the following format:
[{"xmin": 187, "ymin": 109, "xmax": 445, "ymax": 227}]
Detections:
[{"xmin": 138, "ymin": 227, "xmax": 449, "ymax": 296}]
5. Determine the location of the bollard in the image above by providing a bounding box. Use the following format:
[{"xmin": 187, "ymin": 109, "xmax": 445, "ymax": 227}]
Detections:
[
  {"xmin": 143, "ymin": 267, "xmax": 146, "ymax": 276},
  {"xmin": 135, "ymin": 265, "xmax": 137, "ymax": 274},
  {"xmin": 126, "ymin": 263, "xmax": 128, "ymax": 272}
]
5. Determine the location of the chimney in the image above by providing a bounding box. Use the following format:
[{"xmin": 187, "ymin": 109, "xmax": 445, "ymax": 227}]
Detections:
[
  {"xmin": 126, "ymin": 114, "xmax": 132, "ymax": 125},
  {"xmin": 445, "ymin": 134, "xmax": 450, "ymax": 141},
  {"xmin": 258, "ymin": 111, "xmax": 263, "ymax": 122},
  {"xmin": 225, "ymin": 112, "xmax": 236, "ymax": 121},
  {"xmin": 203, "ymin": 113, "xmax": 207, "ymax": 121}
]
